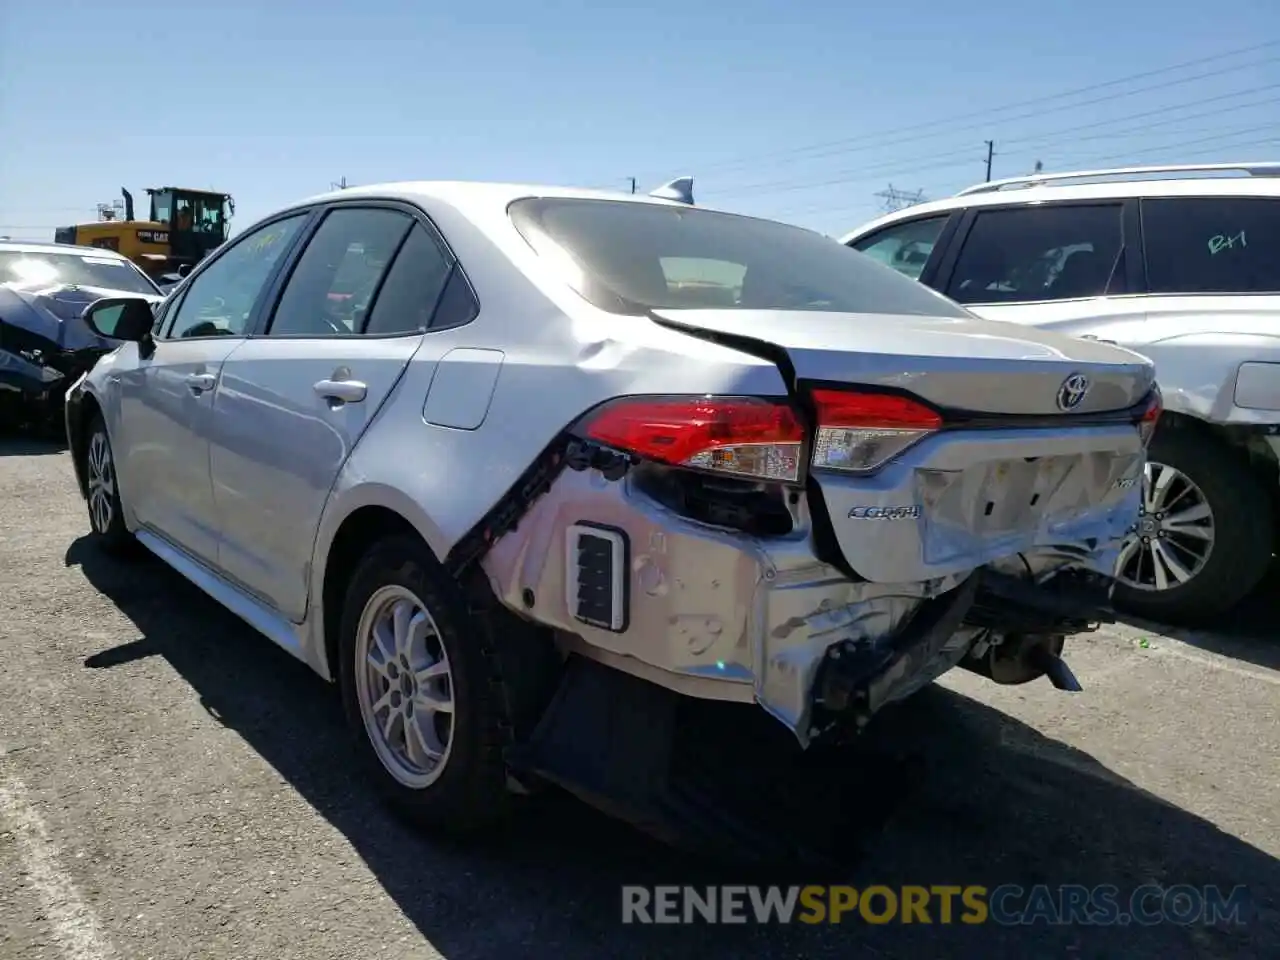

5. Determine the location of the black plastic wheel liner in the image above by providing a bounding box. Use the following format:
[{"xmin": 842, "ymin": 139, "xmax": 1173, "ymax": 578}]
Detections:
[{"xmin": 505, "ymin": 655, "xmax": 918, "ymax": 872}]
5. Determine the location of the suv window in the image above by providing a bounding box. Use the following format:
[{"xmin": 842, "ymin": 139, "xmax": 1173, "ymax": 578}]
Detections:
[
  {"xmin": 945, "ymin": 204, "xmax": 1125, "ymax": 304},
  {"xmin": 362, "ymin": 224, "xmax": 457, "ymax": 335},
  {"xmin": 164, "ymin": 214, "xmax": 306, "ymax": 339},
  {"xmin": 1142, "ymin": 197, "xmax": 1280, "ymax": 295},
  {"xmin": 267, "ymin": 208, "xmax": 412, "ymax": 336},
  {"xmin": 849, "ymin": 215, "xmax": 948, "ymax": 281}
]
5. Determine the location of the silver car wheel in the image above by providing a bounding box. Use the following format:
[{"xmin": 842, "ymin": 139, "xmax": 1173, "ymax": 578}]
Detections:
[
  {"xmin": 87, "ymin": 429, "xmax": 115, "ymax": 534},
  {"xmin": 1115, "ymin": 460, "xmax": 1215, "ymax": 592},
  {"xmin": 354, "ymin": 584, "xmax": 455, "ymax": 790}
]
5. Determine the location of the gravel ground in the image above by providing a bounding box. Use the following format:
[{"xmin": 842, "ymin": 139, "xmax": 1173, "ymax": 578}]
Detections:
[{"xmin": 0, "ymin": 437, "xmax": 1277, "ymax": 960}]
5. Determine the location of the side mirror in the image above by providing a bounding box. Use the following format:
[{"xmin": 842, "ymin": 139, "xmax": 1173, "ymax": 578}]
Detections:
[
  {"xmin": 82, "ymin": 297, "xmax": 155, "ymax": 342},
  {"xmin": 177, "ymin": 263, "xmax": 193, "ymax": 278}
]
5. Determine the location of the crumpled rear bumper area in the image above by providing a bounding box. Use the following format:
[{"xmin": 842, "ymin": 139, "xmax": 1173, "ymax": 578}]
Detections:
[{"xmin": 480, "ymin": 464, "xmax": 1123, "ymax": 743}]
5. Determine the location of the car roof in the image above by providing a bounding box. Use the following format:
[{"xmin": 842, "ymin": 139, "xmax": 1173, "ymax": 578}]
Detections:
[
  {"xmin": 0, "ymin": 239, "xmax": 133, "ymax": 259},
  {"xmin": 840, "ymin": 163, "xmax": 1280, "ymax": 243},
  {"xmin": 284, "ymin": 180, "xmax": 724, "ymax": 219}
]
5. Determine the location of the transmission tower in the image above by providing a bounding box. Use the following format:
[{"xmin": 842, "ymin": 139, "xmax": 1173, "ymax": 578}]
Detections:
[{"xmin": 874, "ymin": 184, "xmax": 928, "ymax": 213}]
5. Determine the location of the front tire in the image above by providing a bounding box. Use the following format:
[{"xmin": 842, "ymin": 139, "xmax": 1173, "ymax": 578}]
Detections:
[
  {"xmin": 1113, "ymin": 426, "xmax": 1272, "ymax": 624},
  {"xmin": 337, "ymin": 534, "xmax": 513, "ymax": 835},
  {"xmin": 83, "ymin": 414, "xmax": 135, "ymax": 554}
]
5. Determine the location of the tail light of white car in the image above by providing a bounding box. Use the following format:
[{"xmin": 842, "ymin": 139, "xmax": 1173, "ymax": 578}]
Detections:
[
  {"xmin": 577, "ymin": 389, "xmax": 951, "ymax": 485},
  {"xmin": 1138, "ymin": 387, "xmax": 1163, "ymax": 447},
  {"xmin": 578, "ymin": 396, "xmax": 807, "ymax": 483},
  {"xmin": 578, "ymin": 386, "xmax": 1163, "ymax": 487}
]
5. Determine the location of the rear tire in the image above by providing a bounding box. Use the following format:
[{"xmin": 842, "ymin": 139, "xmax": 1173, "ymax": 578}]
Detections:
[
  {"xmin": 337, "ymin": 534, "xmax": 513, "ymax": 835},
  {"xmin": 82, "ymin": 414, "xmax": 135, "ymax": 555},
  {"xmin": 1112, "ymin": 426, "xmax": 1272, "ymax": 625}
]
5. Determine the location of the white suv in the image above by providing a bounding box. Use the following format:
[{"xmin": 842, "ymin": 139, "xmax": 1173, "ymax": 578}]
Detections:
[{"xmin": 842, "ymin": 162, "xmax": 1280, "ymax": 626}]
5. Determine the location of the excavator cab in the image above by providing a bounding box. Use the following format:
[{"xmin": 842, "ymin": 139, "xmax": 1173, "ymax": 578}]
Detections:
[{"xmin": 146, "ymin": 187, "xmax": 234, "ymax": 267}]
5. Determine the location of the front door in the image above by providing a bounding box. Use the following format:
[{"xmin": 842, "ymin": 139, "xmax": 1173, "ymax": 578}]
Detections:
[
  {"xmin": 209, "ymin": 206, "xmax": 459, "ymax": 620},
  {"xmin": 113, "ymin": 211, "xmax": 310, "ymax": 565},
  {"xmin": 115, "ymin": 338, "xmax": 241, "ymax": 564}
]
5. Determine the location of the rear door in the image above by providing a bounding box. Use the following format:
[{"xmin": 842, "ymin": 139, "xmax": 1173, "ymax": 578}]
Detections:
[
  {"xmin": 207, "ymin": 203, "xmax": 461, "ymax": 620},
  {"xmin": 931, "ymin": 200, "xmax": 1147, "ymax": 339}
]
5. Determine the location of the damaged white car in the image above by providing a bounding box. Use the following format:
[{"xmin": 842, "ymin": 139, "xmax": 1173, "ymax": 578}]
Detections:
[{"xmin": 66, "ymin": 180, "xmax": 1159, "ymax": 843}]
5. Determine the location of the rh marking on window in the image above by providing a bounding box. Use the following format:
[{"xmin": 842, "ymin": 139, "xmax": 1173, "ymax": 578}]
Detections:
[{"xmin": 1208, "ymin": 231, "xmax": 1246, "ymax": 255}]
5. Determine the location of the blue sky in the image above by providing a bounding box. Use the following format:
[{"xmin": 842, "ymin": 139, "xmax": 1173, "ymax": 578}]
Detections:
[{"xmin": 2, "ymin": 0, "xmax": 1278, "ymax": 240}]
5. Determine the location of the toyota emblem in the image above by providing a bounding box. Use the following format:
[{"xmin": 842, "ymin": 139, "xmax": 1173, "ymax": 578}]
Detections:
[{"xmin": 1056, "ymin": 373, "xmax": 1090, "ymax": 411}]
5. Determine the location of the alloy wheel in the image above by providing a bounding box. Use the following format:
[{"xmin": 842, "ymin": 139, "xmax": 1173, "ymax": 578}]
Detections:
[
  {"xmin": 354, "ymin": 584, "xmax": 455, "ymax": 789},
  {"xmin": 87, "ymin": 430, "xmax": 115, "ymax": 534},
  {"xmin": 1115, "ymin": 460, "xmax": 1215, "ymax": 592}
]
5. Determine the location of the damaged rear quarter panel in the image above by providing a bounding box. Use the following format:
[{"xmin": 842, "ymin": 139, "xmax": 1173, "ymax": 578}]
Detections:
[{"xmin": 478, "ymin": 466, "xmax": 949, "ymax": 737}]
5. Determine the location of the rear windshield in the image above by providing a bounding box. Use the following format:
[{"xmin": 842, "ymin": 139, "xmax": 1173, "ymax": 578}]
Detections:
[
  {"xmin": 0, "ymin": 251, "xmax": 158, "ymax": 296},
  {"xmin": 508, "ymin": 198, "xmax": 970, "ymax": 317}
]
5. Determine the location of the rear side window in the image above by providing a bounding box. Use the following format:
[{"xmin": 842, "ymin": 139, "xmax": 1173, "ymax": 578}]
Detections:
[
  {"xmin": 363, "ymin": 225, "xmax": 457, "ymax": 335},
  {"xmin": 1141, "ymin": 198, "xmax": 1280, "ymax": 295},
  {"xmin": 945, "ymin": 204, "xmax": 1125, "ymax": 304},
  {"xmin": 509, "ymin": 197, "xmax": 970, "ymax": 318},
  {"xmin": 849, "ymin": 215, "xmax": 949, "ymax": 281}
]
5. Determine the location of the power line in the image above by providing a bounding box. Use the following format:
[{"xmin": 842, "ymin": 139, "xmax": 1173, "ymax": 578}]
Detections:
[
  {"xmin": 1044, "ymin": 126, "xmax": 1280, "ymax": 169},
  {"xmin": 771, "ymin": 133, "xmax": 1280, "ymax": 224},
  {"xmin": 690, "ymin": 43, "xmax": 1280, "ymax": 177},
  {"xmin": 997, "ymin": 87, "xmax": 1280, "ymax": 149},
  {"xmin": 703, "ymin": 82, "xmax": 1280, "ymax": 199}
]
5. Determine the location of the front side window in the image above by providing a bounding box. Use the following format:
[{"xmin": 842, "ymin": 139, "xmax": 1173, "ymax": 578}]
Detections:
[
  {"xmin": 173, "ymin": 196, "xmax": 194, "ymax": 233},
  {"xmin": 509, "ymin": 198, "xmax": 970, "ymax": 318},
  {"xmin": 190, "ymin": 194, "xmax": 228, "ymax": 237},
  {"xmin": 267, "ymin": 208, "xmax": 413, "ymax": 336},
  {"xmin": 945, "ymin": 204, "xmax": 1125, "ymax": 304},
  {"xmin": 850, "ymin": 215, "xmax": 949, "ymax": 281},
  {"xmin": 150, "ymin": 190, "xmax": 173, "ymax": 225},
  {"xmin": 0, "ymin": 251, "xmax": 158, "ymax": 295},
  {"xmin": 164, "ymin": 213, "xmax": 306, "ymax": 339},
  {"xmin": 1142, "ymin": 197, "xmax": 1280, "ymax": 295}
]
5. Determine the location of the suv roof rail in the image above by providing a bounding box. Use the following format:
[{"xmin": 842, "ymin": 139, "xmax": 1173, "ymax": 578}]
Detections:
[{"xmin": 955, "ymin": 161, "xmax": 1280, "ymax": 196}]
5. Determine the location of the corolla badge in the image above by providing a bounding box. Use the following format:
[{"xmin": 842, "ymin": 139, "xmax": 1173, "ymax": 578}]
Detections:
[
  {"xmin": 848, "ymin": 505, "xmax": 922, "ymax": 520},
  {"xmin": 1056, "ymin": 373, "xmax": 1090, "ymax": 411}
]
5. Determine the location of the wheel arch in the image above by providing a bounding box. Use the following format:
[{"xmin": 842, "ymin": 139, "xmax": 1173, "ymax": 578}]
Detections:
[
  {"xmin": 1156, "ymin": 409, "xmax": 1280, "ymax": 497},
  {"xmin": 68, "ymin": 389, "xmax": 104, "ymax": 500},
  {"xmin": 314, "ymin": 491, "xmax": 450, "ymax": 683}
]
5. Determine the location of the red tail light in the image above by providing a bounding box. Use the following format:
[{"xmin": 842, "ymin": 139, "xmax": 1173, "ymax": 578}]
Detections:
[
  {"xmin": 809, "ymin": 388, "xmax": 942, "ymax": 473},
  {"xmin": 1138, "ymin": 387, "xmax": 1162, "ymax": 447},
  {"xmin": 579, "ymin": 396, "xmax": 805, "ymax": 482}
]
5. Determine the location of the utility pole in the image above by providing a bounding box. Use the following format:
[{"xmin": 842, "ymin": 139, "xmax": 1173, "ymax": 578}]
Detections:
[
  {"xmin": 984, "ymin": 141, "xmax": 995, "ymax": 182},
  {"xmin": 331, "ymin": 176, "xmax": 350, "ymax": 190},
  {"xmin": 628, "ymin": 177, "xmax": 637, "ymax": 194}
]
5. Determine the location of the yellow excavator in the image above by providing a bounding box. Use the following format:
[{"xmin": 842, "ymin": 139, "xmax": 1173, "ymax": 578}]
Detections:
[{"xmin": 54, "ymin": 186, "xmax": 234, "ymax": 282}]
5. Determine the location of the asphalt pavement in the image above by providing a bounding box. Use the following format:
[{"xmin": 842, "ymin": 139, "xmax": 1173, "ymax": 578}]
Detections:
[{"xmin": 0, "ymin": 437, "xmax": 1276, "ymax": 960}]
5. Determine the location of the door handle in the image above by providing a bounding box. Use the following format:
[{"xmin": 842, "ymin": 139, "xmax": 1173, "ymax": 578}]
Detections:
[
  {"xmin": 313, "ymin": 378, "xmax": 367, "ymax": 403},
  {"xmin": 185, "ymin": 373, "xmax": 217, "ymax": 393}
]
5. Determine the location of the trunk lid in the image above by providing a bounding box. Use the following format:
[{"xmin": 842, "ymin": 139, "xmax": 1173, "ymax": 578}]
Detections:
[
  {"xmin": 650, "ymin": 308, "xmax": 1155, "ymax": 416},
  {"xmin": 651, "ymin": 308, "xmax": 1153, "ymax": 583}
]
